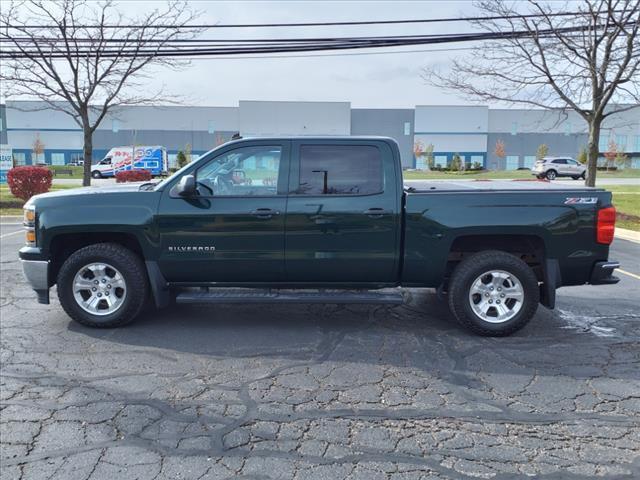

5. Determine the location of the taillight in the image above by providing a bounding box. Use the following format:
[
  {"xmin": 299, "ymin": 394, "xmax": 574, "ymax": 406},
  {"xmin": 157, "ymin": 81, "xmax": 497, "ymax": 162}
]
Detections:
[{"xmin": 596, "ymin": 206, "xmax": 616, "ymax": 245}]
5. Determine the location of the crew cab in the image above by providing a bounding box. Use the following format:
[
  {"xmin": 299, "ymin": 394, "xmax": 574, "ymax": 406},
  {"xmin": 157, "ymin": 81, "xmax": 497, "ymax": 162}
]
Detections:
[{"xmin": 19, "ymin": 137, "xmax": 620, "ymax": 336}]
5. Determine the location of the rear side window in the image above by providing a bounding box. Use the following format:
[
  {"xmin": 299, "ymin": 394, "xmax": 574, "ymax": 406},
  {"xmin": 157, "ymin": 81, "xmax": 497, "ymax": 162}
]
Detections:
[
  {"xmin": 552, "ymin": 159, "xmax": 567, "ymax": 164},
  {"xmin": 296, "ymin": 145, "xmax": 383, "ymax": 195}
]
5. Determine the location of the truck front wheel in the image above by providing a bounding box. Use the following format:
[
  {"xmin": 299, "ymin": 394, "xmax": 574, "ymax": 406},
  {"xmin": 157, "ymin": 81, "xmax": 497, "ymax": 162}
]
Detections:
[
  {"xmin": 447, "ymin": 250, "xmax": 539, "ymax": 336},
  {"xmin": 91, "ymin": 170, "xmax": 102, "ymax": 179},
  {"xmin": 57, "ymin": 243, "xmax": 149, "ymax": 328}
]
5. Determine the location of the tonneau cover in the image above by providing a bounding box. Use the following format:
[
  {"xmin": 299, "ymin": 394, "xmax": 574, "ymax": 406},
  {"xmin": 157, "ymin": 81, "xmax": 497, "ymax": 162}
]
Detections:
[{"xmin": 405, "ymin": 180, "xmax": 602, "ymax": 192}]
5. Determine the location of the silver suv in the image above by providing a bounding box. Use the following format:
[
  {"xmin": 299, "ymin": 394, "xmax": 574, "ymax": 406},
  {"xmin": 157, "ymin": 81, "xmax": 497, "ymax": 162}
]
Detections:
[{"xmin": 531, "ymin": 157, "xmax": 586, "ymax": 180}]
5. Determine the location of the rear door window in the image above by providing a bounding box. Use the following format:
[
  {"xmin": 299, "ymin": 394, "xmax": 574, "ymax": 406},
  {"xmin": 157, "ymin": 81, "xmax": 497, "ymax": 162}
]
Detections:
[{"xmin": 295, "ymin": 145, "xmax": 383, "ymax": 195}]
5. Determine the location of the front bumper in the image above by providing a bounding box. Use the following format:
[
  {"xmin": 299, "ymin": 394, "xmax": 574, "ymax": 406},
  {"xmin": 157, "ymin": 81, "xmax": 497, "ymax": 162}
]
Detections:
[
  {"xmin": 590, "ymin": 261, "xmax": 620, "ymax": 285},
  {"xmin": 20, "ymin": 259, "xmax": 50, "ymax": 304}
]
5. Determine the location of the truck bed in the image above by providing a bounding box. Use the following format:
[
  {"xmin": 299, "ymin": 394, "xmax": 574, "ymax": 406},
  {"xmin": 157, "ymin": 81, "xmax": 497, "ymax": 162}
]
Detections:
[{"xmin": 401, "ymin": 180, "xmax": 613, "ymax": 289}]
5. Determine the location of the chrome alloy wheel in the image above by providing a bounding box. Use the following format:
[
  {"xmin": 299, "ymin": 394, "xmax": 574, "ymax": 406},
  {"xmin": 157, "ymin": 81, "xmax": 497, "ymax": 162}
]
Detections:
[
  {"xmin": 468, "ymin": 270, "xmax": 524, "ymax": 323},
  {"xmin": 72, "ymin": 262, "xmax": 127, "ymax": 316}
]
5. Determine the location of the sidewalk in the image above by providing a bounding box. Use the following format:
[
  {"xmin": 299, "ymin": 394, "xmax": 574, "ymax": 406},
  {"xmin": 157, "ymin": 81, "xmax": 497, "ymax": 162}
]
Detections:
[{"xmin": 615, "ymin": 227, "xmax": 640, "ymax": 244}]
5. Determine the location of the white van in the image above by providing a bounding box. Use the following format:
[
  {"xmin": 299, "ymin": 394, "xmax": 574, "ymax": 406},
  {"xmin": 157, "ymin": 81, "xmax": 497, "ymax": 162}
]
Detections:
[{"xmin": 92, "ymin": 146, "xmax": 168, "ymax": 178}]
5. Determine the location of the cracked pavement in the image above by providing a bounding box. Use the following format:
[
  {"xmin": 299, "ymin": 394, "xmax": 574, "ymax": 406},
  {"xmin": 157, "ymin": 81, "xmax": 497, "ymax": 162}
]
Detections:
[{"xmin": 1, "ymin": 223, "xmax": 639, "ymax": 479}]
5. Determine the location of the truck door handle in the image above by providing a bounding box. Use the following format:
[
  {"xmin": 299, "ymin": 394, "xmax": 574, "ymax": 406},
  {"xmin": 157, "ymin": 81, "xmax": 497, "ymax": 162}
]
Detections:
[
  {"xmin": 364, "ymin": 208, "xmax": 390, "ymax": 218},
  {"xmin": 251, "ymin": 208, "xmax": 280, "ymax": 219}
]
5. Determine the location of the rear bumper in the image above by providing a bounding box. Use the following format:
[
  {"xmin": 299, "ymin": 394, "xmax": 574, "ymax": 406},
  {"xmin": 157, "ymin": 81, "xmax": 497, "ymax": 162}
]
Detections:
[
  {"xmin": 20, "ymin": 259, "xmax": 50, "ymax": 304},
  {"xmin": 590, "ymin": 261, "xmax": 620, "ymax": 285}
]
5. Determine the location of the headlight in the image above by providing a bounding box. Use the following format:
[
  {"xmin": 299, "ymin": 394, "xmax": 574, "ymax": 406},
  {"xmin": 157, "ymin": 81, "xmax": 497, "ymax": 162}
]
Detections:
[{"xmin": 23, "ymin": 206, "xmax": 36, "ymax": 246}]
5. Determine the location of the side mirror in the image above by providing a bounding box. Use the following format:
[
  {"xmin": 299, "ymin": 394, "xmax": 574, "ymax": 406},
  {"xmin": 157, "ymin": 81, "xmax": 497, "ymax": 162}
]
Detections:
[{"xmin": 176, "ymin": 174, "xmax": 196, "ymax": 197}]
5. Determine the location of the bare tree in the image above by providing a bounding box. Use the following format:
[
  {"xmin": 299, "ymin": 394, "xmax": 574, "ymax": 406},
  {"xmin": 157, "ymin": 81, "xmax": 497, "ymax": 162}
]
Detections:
[
  {"xmin": 422, "ymin": 0, "xmax": 640, "ymax": 186},
  {"xmin": 0, "ymin": 0, "xmax": 200, "ymax": 185}
]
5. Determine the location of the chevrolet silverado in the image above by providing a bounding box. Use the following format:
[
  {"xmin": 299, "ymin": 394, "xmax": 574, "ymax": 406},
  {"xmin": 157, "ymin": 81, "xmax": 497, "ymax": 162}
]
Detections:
[{"xmin": 19, "ymin": 137, "xmax": 620, "ymax": 336}]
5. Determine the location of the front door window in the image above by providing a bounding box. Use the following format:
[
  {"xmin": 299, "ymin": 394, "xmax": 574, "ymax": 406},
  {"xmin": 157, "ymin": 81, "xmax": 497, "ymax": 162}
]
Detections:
[{"xmin": 196, "ymin": 146, "xmax": 282, "ymax": 196}]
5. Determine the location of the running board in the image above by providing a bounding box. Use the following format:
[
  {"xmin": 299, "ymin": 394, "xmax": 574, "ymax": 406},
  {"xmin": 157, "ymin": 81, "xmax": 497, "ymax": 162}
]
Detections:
[{"xmin": 175, "ymin": 288, "xmax": 405, "ymax": 305}]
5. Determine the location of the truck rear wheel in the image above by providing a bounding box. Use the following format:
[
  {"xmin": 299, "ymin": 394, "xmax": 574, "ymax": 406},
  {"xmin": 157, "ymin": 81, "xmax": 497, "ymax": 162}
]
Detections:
[
  {"xmin": 57, "ymin": 243, "xmax": 148, "ymax": 328},
  {"xmin": 447, "ymin": 250, "xmax": 539, "ymax": 336}
]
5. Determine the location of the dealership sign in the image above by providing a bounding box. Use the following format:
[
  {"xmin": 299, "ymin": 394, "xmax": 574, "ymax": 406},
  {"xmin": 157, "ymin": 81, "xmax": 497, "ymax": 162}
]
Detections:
[{"xmin": 0, "ymin": 145, "xmax": 12, "ymax": 184}]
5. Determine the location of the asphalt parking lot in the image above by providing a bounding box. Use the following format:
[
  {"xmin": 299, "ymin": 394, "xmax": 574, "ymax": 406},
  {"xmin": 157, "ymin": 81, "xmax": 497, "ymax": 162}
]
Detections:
[{"xmin": 1, "ymin": 222, "xmax": 639, "ymax": 479}]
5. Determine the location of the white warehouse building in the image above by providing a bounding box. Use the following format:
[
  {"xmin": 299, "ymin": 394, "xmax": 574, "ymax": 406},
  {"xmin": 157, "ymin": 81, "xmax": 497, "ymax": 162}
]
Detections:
[{"xmin": 0, "ymin": 100, "xmax": 638, "ymax": 170}]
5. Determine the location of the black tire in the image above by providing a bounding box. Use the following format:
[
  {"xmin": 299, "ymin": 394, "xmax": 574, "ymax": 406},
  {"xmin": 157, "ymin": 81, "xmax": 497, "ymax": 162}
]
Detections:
[
  {"xmin": 91, "ymin": 170, "xmax": 102, "ymax": 179},
  {"xmin": 57, "ymin": 243, "xmax": 149, "ymax": 328},
  {"xmin": 571, "ymin": 176, "xmax": 580, "ymax": 180},
  {"xmin": 580, "ymin": 172, "xmax": 586, "ymax": 180},
  {"xmin": 448, "ymin": 250, "xmax": 539, "ymax": 336},
  {"xmin": 545, "ymin": 170, "xmax": 557, "ymax": 180}
]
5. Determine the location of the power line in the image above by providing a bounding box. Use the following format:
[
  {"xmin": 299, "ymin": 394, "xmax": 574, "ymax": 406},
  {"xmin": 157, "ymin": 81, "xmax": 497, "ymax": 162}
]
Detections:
[
  {"xmin": 5, "ymin": 10, "xmax": 619, "ymax": 30},
  {"xmin": 157, "ymin": 46, "xmax": 478, "ymax": 60},
  {"xmin": 2, "ymin": 22, "xmax": 620, "ymax": 59},
  {"xmin": 1, "ymin": 31, "xmax": 486, "ymax": 44}
]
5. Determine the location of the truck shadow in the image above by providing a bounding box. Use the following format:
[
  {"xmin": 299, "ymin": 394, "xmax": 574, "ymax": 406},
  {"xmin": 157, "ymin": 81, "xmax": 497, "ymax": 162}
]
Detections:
[{"xmin": 67, "ymin": 288, "xmax": 639, "ymax": 382}]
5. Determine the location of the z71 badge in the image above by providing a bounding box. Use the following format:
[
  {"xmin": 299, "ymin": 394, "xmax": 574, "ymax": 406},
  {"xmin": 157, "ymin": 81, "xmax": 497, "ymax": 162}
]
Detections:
[{"xmin": 565, "ymin": 197, "xmax": 598, "ymax": 205}]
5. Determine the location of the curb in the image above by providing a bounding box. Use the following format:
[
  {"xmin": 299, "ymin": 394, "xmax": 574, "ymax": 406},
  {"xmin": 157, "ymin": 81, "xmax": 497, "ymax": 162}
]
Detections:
[
  {"xmin": 0, "ymin": 216, "xmax": 22, "ymax": 223},
  {"xmin": 615, "ymin": 227, "xmax": 640, "ymax": 244}
]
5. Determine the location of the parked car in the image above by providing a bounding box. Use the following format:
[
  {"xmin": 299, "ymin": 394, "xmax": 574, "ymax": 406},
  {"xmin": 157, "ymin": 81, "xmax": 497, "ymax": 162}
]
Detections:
[
  {"xmin": 532, "ymin": 157, "xmax": 586, "ymax": 180},
  {"xmin": 68, "ymin": 160, "xmax": 84, "ymax": 167},
  {"xmin": 20, "ymin": 137, "xmax": 619, "ymax": 336},
  {"xmin": 92, "ymin": 146, "xmax": 168, "ymax": 178}
]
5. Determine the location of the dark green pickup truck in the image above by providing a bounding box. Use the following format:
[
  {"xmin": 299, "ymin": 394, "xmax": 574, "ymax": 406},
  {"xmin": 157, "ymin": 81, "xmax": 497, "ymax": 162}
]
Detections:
[{"xmin": 20, "ymin": 137, "xmax": 620, "ymax": 336}]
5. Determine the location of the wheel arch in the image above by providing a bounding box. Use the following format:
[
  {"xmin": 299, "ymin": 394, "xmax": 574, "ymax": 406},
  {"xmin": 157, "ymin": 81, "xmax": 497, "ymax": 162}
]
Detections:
[
  {"xmin": 444, "ymin": 233, "xmax": 556, "ymax": 307},
  {"xmin": 49, "ymin": 232, "xmax": 144, "ymax": 285},
  {"xmin": 447, "ymin": 234, "xmax": 547, "ymax": 273}
]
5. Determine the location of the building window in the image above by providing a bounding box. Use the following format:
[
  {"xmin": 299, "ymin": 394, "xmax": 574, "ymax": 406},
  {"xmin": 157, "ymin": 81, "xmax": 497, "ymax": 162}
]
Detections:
[
  {"xmin": 51, "ymin": 153, "xmax": 65, "ymax": 165},
  {"xmin": 616, "ymin": 134, "xmax": 627, "ymax": 152},
  {"xmin": 564, "ymin": 122, "xmax": 572, "ymax": 136},
  {"xmin": 598, "ymin": 135, "xmax": 609, "ymax": 152},
  {"xmin": 13, "ymin": 152, "xmax": 26, "ymax": 165},
  {"xmin": 0, "ymin": 118, "xmax": 3, "ymax": 131},
  {"xmin": 506, "ymin": 155, "xmax": 519, "ymax": 170},
  {"xmin": 208, "ymin": 121, "xmax": 215, "ymax": 134},
  {"xmin": 403, "ymin": 122, "xmax": 411, "ymax": 136},
  {"xmin": 470, "ymin": 155, "xmax": 484, "ymax": 168},
  {"xmin": 168, "ymin": 153, "xmax": 178, "ymax": 169},
  {"xmin": 524, "ymin": 155, "xmax": 536, "ymax": 168},
  {"xmin": 32, "ymin": 152, "xmax": 45, "ymax": 164},
  {"xmin": 635, "ymin": 135, "xmax": 640, "ymax": 152},
  {"xmin": 434, "ymin": 155, "xmax": 447, "ymax": 168},
  {"xmin": 112, "ymin": 120, "xmax": 119, "ymax": 133},
  {"xmin": 511, "ymin": 122, "xmax": 518, "ymax": 136}
]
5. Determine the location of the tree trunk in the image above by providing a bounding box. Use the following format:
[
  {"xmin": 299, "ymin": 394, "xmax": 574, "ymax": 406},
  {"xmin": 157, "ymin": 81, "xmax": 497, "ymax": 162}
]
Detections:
[
  {"xmin": 82, "ymin": 125, "xmax": 93, "ymax": 187},
  {"xmin": 585, "ymin": 119, "xmax": 601, "ymax": 187}
]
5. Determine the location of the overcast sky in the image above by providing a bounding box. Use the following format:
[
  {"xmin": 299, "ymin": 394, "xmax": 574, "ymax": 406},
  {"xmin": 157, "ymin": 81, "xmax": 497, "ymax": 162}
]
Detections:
[{"xmin": 134, "ymin": 0, "xmax": 485, "ymax": 108}]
